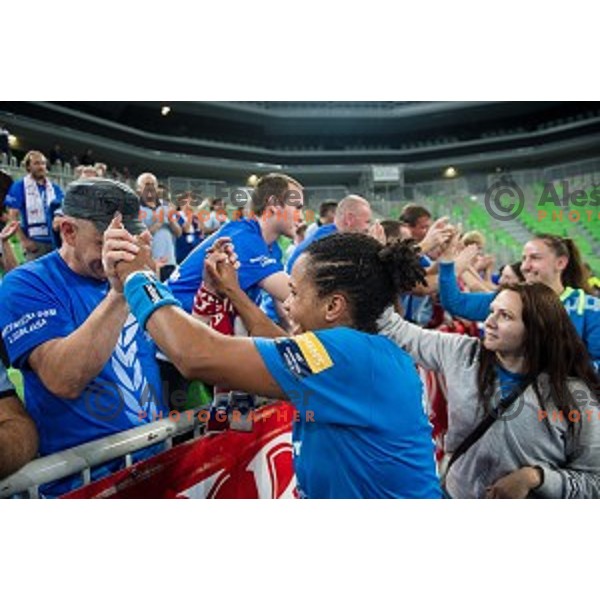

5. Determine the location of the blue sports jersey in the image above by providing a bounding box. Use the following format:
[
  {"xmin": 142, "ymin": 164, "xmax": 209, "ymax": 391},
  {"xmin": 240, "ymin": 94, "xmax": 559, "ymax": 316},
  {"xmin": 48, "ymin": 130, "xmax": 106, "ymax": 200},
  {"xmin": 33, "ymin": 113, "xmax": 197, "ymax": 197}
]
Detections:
[
  {"xmin": 286, "ymin": 223, "xmax": 337, "ymax": 274},
  {"xmin": 5, "ymin": 178, "xmax": 64, "ymax": 246},
  {"xmin": 0, "ymin": 252, "xmax": 167, "ymax": 459},
  {"xmin": 168, "ymin": 218, "xmax": 284, "ymax": 313},
  {"xmin": 438, "ymin": 261, "xmax": 600, "ymax": 370},
  {"xmin": 438, "ymin": 262, "xmax": 495, "ymax": 322},
  {"xmin": 496, "ymin": 364, "xmax": 527, "ymax": 400},
  {"xmin": 255, "ymin": 328, "xmax": 441, "ymax": 499}
]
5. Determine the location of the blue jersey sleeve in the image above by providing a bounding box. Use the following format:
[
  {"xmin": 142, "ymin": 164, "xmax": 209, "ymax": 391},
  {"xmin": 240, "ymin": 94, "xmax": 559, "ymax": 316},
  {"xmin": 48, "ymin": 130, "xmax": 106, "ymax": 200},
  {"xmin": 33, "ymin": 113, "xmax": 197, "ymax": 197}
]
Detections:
[
  {"xmin": 438, "ymin": 261, "xmax": 495, "ymax": 321},
  {"xmin": 254, "ymin": 329, "xmax": 374, "ymax": 427},
  {"xmin": 4, "ymin": 181, "xmax": 24, "ymax": 211},
  {"xmin": 582, "ymin": 296, "xmax": 600, "ymax": 371},
  {"xmin": 0, "ymin": 270, "xmax": 74, "ymax": 369},
  {"xmin": 170, "ymin": 220, "xmax": 284, "ymax": 312},
  {"xmin": 235, "ymin": 233, "xmax": 283, "ymax": 291}
]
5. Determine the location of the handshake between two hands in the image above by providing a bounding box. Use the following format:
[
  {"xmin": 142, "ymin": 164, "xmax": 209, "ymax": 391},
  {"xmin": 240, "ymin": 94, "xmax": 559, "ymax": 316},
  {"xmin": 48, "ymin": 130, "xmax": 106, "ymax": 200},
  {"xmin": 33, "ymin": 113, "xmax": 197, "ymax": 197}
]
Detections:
[
  {"xmin": 102, "ymin": 214, "xmax": 240, "ymax": 295},
  {"xmin": 102, "ymin": 214, "xmax": 154, "ymax": 293}
]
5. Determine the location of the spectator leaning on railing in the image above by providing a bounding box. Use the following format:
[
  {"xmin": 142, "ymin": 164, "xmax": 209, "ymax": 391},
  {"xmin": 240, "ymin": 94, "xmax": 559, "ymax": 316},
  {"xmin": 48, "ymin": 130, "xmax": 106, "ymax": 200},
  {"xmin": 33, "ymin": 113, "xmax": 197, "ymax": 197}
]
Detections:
[
  {"xmin": 168, "ymin": 173, "xmax": 303, "ymax": 317},
  {"xmin": 0, "ymin": 178, "xmax": 167, "ymax": 497}
]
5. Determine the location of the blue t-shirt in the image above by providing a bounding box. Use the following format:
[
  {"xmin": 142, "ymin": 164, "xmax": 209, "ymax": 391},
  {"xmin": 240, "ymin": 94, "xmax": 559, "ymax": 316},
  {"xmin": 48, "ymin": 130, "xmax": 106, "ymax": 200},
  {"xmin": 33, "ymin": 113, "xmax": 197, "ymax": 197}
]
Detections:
[
  {"xmin": 5, "ymin": 178, "xmax": 64, "ymax": 246},
  {"xmin": 255, "ymin": 328, "xmax": 441, "ymax": 499},
  {"xmin": 496, "ymin": 364, "xmax": 527, "ymax": 400},
  {"xmin": 168, "ymin": 218, "xmax": 284, "ymax": 313},
  {"xmin": 286, "ymin": 223, "xmax": 337, "ymax": 274},
  {"xmin": 0, "ymin": 252, "xmax": 167, "ymax": 460}
]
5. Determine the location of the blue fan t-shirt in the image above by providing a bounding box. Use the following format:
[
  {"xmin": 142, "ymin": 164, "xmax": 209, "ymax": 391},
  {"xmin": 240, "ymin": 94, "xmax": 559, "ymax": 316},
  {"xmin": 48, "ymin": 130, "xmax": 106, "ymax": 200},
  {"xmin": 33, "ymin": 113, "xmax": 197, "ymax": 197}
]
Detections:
[
  {"xmin": 0, "ymin": 252, "xmax": 167, "ymax": 462},
  {"xmin": 255, "ymin": 327, "xmax": 441, "ymax": 499},
  {"xmin": 168, "ymin": 218, "xmax": 284, "ymax": 313}
]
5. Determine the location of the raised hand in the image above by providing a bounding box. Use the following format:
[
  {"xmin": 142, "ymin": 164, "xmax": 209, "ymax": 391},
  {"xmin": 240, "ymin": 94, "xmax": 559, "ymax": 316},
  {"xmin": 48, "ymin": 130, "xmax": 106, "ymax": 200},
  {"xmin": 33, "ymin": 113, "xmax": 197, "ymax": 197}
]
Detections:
[
  {"xmin": 455, "ymin": 244, "xmax": 480, "ymax": 276},
  {"xmin": 102, "ymin": 213, "xmax": 142, "ymax": 292},
  {"xmin": 203, "ymin": 237, "xmax": 240, "ymax": 296},
  {"xmin": 368, "ymin": 220, "xmax": 386, "ymax": 244},
  {"xmin": 419, "ymin": 217, "xmax": 455, "ymax": 255},
  {"xmin": 0, "ymin": 221, "xmax": 19, "ymax": 241},
  {"xmin": 438, "ymin": 226, "xmax": 463, "ymax": 263}
]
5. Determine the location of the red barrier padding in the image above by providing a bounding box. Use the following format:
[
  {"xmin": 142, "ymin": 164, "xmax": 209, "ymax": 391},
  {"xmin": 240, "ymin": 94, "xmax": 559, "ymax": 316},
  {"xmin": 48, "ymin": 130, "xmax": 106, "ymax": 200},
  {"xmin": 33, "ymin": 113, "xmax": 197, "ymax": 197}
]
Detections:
[{"xmin": 62, "ymin": 402, "xmax": 295, "ymax": 499}]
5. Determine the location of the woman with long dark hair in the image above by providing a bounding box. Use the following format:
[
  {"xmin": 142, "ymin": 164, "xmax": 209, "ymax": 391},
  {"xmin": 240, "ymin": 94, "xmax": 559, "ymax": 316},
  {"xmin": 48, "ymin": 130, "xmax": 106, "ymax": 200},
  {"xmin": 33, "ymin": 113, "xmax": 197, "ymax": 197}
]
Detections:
[
  {"xmin": 438, "ymin": 233, "xmax": 600, "ymax": 371},
  {"xmin": 379, "ymin": 281, "xmax": 600, "ymax": 498}
]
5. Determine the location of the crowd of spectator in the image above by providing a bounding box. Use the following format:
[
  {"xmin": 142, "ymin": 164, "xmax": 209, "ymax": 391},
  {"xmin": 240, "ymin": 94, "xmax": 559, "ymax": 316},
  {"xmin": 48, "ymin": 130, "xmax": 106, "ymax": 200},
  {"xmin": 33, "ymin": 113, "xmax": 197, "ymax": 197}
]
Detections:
[{"xmin": 0, "ymin": 146, "xmax": 599, "ymax": 499}]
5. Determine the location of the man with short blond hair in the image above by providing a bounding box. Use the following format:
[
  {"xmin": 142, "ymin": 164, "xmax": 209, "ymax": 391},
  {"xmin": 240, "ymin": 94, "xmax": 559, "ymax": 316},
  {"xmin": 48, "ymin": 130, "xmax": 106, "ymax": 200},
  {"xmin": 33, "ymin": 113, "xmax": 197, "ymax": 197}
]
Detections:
[
  {"xmin": 249, "ymin": 173, "xmax": 303, "ymax": 216},
  {"xmin": 168, "ymin": 172, "xmax": 304, "ymax": 314}
]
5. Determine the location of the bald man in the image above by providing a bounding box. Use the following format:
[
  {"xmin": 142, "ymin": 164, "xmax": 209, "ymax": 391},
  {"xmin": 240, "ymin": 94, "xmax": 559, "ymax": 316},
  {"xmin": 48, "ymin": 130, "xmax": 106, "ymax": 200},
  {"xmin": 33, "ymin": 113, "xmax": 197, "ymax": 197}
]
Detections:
[{"xmin": 286, "ymin": 194, "xmax": 373, "ymax": 273}]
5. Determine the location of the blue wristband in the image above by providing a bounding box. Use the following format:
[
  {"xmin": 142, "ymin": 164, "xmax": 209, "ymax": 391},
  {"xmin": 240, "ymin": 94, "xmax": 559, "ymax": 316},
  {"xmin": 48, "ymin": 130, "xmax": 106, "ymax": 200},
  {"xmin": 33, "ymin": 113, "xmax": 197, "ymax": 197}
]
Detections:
[{"xmin": 124, "ymin": 271, "xmax": 182, "ymax": 330}]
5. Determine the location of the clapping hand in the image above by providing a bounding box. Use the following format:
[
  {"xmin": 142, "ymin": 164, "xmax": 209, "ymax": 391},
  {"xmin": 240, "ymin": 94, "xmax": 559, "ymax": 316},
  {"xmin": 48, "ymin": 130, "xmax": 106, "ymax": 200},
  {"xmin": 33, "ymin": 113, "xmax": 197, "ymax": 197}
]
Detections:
[
  {"xmin": 0, "ymin": 221, "xmax": 19, "ymax": 241},
  {"xmin": 419, "ymin": 217, "xmax": 455, "ymax": 256},
  {"xmin": 368, "ymin": 220, "xmax": 386, "ymax": 244}
]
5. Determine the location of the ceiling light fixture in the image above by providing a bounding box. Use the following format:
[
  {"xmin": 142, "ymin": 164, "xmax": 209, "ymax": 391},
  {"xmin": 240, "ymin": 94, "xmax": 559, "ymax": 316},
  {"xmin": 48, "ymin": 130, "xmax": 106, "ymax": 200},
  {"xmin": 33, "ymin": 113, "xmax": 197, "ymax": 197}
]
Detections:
[{"xmin": 444, "ymin": 167, "xmax": 457, "ymax": 178}]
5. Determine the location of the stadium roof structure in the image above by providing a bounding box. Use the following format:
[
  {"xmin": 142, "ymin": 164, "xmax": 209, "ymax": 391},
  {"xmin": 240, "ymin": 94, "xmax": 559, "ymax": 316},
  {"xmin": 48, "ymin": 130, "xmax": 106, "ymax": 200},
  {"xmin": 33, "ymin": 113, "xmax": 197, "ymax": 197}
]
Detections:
[{"xmin": 2, "ymin": 101, "xmax": 600, "ymax": 183}]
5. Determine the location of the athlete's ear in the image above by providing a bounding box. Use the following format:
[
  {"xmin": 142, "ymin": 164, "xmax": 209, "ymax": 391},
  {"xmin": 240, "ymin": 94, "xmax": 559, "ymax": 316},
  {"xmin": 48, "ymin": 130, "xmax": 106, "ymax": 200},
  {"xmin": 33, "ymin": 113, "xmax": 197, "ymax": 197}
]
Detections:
[{"xmin": 324, "ymin": 293, "xmax": 348, "ymax": 324}]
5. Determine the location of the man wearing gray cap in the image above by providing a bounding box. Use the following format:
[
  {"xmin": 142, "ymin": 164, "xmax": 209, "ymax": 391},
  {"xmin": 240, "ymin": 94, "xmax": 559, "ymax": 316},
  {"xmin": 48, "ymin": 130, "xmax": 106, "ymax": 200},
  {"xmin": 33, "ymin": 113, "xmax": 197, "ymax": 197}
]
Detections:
[{"xmin": 0, "ymin": 178, "xmax": 167, "ymax": 496}]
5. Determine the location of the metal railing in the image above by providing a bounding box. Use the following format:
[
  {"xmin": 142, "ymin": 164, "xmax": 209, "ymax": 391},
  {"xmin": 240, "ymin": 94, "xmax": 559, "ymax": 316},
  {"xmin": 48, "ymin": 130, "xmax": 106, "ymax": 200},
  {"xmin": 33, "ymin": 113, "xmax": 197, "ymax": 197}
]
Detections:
[{"xmin": 0, "ymin": 410, "xmax": 205, "ymax": 499}]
